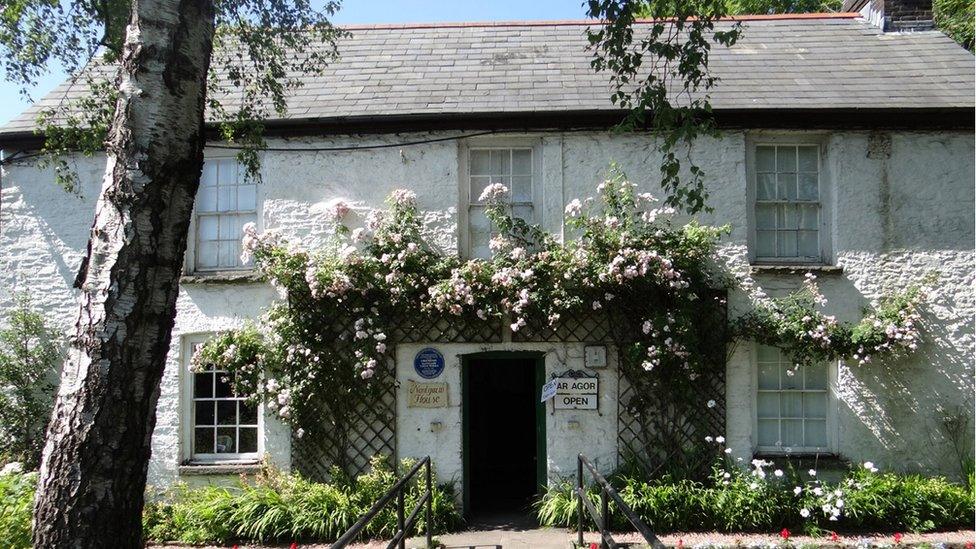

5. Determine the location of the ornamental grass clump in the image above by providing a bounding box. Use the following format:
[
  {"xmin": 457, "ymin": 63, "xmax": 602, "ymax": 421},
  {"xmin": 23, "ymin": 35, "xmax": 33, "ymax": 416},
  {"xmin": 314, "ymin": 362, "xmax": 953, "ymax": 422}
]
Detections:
[{"xmin": 142, "ymin": 456, "xmax": 462, "ymax": 544}]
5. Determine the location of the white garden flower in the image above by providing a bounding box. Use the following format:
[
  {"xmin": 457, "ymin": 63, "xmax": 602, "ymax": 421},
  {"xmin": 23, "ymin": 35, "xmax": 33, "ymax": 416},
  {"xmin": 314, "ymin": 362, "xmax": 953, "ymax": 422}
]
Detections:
[
  {"xmin": 799, "ymin": 508, "xmax": 810, "ymax": 518},
  {"xmin": 774, "ymin": 469, "xmax": 784, "ymax": 477},
  {"xmin": 1, "ymin": 462, "xmax": 23, "ymax": 476},
  {"xmin": 704, "ymin": 436, "xmax": 713, "ymax": 442},
  {"xmin": 716, "ymin": 436, "xmax": 725, "ymax": 444},
  {"xmin": 863, "ymin": 461, "xmax": 878, "ymax": 473},
  {"xmin": 808, "ymin": 469, "xmax": 817, "ymax": 477},
  {"xmin": 793, "ymin": 486, "xmax": 802, "ymax": 495},
  {"xmin": 707, "ymin": 399, "xmax": 716, "ymax": 408}
]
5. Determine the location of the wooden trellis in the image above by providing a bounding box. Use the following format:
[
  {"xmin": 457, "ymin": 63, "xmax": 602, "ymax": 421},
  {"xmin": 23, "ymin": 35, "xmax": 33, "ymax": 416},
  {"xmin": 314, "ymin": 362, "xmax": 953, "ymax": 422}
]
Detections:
[{"xmin": 291, "ymin": 297, "xmax": 727, "ymax": 482}]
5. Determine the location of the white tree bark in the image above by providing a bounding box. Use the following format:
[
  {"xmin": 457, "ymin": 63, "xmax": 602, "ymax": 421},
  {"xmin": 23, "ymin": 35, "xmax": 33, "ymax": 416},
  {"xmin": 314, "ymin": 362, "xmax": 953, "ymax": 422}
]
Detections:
[{"xmin": 33, "ymin": 0, "xmax": 215, "ymax": 546}]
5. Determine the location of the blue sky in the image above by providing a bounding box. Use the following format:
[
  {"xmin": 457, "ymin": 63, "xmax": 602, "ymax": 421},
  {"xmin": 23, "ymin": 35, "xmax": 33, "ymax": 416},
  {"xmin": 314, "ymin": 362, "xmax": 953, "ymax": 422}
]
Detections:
[{"xmin": 0, "ymin": 0, "xmax": 590, "ymax": 125}]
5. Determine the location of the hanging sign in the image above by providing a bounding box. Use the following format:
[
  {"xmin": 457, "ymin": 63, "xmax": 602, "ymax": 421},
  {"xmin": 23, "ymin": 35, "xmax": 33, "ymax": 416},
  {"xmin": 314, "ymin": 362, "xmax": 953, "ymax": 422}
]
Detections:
[
  {"xmin": 540, "ymin": 378, "xmax": 558, "ymax": 402},
  {"xmin": 552, "ymin": 370, "xmax": 599, "ymax": 410},
  {"xmin": 413, "ymin": 347, "xmax": 445, "ymax": 379},
  {"xmin": 407, "ymin": 380, "xmax": 448, "ymax": 408}
]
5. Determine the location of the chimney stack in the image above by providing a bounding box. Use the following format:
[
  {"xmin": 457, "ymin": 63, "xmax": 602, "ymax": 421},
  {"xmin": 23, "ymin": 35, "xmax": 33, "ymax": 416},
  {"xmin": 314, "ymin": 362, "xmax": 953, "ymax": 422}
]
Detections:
[{"xmin": 842, "ymin": 0, "xmax": 934, "ymax": 31}]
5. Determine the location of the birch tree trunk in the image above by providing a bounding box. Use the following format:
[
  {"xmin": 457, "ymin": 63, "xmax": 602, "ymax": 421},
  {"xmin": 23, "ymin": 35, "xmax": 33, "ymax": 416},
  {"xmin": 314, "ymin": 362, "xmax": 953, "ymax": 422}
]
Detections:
[{"xmin": 33, "ymin": 0, "xmax": 215, "ymax": 545}]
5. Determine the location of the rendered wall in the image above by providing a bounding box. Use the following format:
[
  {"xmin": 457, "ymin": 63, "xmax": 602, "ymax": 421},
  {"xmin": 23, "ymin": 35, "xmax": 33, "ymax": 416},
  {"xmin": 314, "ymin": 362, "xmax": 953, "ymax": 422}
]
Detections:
[{"xmin": 1, "ymin": 129, "xmax": 972, "ymax": 490}]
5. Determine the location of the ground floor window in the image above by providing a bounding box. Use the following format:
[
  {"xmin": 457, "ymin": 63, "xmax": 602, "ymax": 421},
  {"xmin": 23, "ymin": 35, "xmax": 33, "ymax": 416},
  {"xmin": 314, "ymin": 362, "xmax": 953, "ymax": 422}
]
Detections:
[
  {"xmin": 755, "ymin": 345, "xmax": 832, "ymax": 454},
  {"xmin": 184, "ymin": 337, "xmax": 261, "ymax": 461}
]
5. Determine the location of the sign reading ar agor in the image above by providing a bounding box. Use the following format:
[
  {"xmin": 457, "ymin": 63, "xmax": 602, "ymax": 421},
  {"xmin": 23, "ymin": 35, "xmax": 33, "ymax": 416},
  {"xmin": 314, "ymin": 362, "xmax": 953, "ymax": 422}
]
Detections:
[{"xmin": 551, "ymin": 370, "xmax": 599, "ymax": 410}]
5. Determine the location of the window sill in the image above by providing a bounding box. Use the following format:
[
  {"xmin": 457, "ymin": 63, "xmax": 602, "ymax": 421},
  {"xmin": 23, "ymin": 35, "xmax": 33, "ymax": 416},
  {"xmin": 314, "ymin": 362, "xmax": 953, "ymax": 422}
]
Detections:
[
  {"xmin": 753, "ymin": 452, "xmax": 849, "ymax": 471},
  {"xmin": 178, "ymin": 461, "xmax": 263, "ymax": 476},
  {"xmin": 180, "ymin": 270, "xmax": 262, "ymax": 284},
  {"xmin": 750, "ymin": 264, "xmax": 843, "ymax": 275}
]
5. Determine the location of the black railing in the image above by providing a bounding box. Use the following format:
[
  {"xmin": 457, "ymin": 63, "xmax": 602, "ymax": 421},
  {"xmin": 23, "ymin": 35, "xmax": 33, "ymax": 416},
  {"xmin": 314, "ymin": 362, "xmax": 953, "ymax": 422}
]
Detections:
[
  {"xmin": 331, "ymin": 456, "xmax": 433, "ymax": 549},
  {"xmin": 577, "ymin": 454, "xmax": 664, "ymax": 549}
]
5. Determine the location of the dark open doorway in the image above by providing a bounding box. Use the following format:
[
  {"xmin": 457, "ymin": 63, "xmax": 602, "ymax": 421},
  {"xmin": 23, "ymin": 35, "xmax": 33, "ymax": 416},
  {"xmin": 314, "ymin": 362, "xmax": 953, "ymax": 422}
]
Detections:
[{"xmin": 462, "ymin": 353, "xmax": 546, "ymax": 521}]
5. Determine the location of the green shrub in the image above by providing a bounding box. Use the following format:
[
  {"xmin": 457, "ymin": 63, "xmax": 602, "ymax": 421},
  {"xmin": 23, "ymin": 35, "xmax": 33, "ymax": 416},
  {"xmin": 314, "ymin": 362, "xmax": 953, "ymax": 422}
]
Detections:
[
  {"xmin": 0, "ymin": 296, "xmax": 61, "ymax": 469},
  {"xmin": 0, "ymin": 470, "xmax": 36, "ymax": 549},
  {"xmin": 536, "ymin": 463, "xmax": 974, "ymax": 535},
  {"xmin": 144, "ymin": 456, "xmax": 463, "ymax": 543}
]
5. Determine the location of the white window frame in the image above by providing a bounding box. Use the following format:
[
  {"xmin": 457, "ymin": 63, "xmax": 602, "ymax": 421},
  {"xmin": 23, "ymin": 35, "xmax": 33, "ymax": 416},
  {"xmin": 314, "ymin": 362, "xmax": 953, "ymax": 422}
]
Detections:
[
  {"xmin": 180, "ymin": 334, "xmax": 263, "ymax": 464},
  {"xmin": 746, "ymin": 134, "xmax": 832, "ymax": 265},
  {"xmin": 185, "ymin": 153, "xmax": 263, "ymax": 274},
  {"xmin": 751, "ymin": 344, "xmax": 838, "ymax": 456},
  {"xmin": 458, "ymin": 137, "xmax": 544, "ymax": 259}
]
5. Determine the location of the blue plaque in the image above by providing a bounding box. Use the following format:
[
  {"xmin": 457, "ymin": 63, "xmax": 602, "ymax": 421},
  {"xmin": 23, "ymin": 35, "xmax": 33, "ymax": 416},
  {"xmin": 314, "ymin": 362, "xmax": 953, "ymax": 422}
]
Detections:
[{"xmin": 413, "ymin": 347, "xmax": 445, "ymax": 379}]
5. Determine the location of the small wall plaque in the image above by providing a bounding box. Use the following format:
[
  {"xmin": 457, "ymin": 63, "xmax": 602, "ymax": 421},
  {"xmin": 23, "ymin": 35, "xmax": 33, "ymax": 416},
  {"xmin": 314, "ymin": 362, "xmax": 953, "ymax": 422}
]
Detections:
[
  {"xmin": 407, "ymin": 380, "xmax": 448, "ymax": 408},
  {"xmin": 584, "ymin": 345, "xmax": 607, "ymax": 369}
]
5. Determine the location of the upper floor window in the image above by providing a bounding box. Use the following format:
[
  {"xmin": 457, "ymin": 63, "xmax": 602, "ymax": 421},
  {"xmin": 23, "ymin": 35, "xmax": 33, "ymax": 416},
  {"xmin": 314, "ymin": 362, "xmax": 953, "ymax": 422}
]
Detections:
[
  {"xmin": 755, "ymin": 345, "xmax": 831, "ymax": 454},
  {"xmin": 185, "ymin": 337, "xmax": 261, "ymax": 462},
  {"xmin": 465, "ymin": 147, "xmax": 535, "ymax": 259},
  {"xmin": 194, "ymin": 159, "xmax": 257, "ymax": 271},
  {"xmin": 753, "ymin": 144, "xmax": 822, "ymax": 263}
]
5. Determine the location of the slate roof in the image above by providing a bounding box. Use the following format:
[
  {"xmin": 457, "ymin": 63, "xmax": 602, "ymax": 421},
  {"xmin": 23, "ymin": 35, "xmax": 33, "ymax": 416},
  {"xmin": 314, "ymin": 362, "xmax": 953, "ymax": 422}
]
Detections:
[{"xmin": 2, "ymin": 14, "xmax": 973, "ymax": 135}]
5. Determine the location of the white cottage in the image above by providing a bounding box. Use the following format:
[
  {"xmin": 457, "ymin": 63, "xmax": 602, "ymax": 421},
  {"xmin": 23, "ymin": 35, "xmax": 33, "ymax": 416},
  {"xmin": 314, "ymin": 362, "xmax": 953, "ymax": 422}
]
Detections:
[{"xmin": 0, "ymin": 3, "xmax": 973, "ymax": 516}]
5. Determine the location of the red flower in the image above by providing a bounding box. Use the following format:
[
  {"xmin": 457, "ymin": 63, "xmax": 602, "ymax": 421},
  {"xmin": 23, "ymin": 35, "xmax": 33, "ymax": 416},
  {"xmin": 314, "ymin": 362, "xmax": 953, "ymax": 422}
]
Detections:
[
  {"xmin": 290, "ymin": 544, "xmax": 298, "ymax": 549},
  {"xmin": 678, "ymin": 539, "xmax": 684, "ymax": 548},
  {"xmin": 589, "ymin": 544, "xmax": 599, "ymax": 549},
  {"xmin": 780, "ymin": 528, "xmax": 790, "ymax": 540},
  {"xmin": 894, "ymin": 533, "xmax": 903, "ymax": 544},
  {"xmin": 830, "ymin": 532, "xmax": 839, "ymax": 542}
]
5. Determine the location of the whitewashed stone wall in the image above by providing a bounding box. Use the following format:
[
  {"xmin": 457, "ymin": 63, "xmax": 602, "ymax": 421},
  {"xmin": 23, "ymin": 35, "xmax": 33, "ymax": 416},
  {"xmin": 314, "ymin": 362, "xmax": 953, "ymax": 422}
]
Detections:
[{"xmin": 1, "ymin": 129, "xmax": 972, "ymax": 491}]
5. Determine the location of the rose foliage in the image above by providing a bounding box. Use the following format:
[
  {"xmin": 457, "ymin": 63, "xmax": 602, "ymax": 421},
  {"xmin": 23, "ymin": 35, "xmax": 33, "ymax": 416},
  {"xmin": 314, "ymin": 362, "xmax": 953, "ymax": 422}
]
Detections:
[{"xmin": 195, "ymin": 167, "xmax": 928, "ymax": 437}]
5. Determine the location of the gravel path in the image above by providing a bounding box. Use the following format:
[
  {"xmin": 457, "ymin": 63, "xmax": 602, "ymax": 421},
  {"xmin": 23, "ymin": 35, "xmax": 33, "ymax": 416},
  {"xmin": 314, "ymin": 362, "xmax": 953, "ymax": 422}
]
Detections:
[{"xmin": 149, "ymin": 529, "xmax": 976, "ymax": 548}]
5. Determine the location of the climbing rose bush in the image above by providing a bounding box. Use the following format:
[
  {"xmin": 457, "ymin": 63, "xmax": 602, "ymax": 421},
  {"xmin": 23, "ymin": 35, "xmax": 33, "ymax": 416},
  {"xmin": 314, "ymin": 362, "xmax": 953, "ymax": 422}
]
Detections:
[{"xmin": 195, "ymin": 166, "xmax": 928, "ymax": 430}]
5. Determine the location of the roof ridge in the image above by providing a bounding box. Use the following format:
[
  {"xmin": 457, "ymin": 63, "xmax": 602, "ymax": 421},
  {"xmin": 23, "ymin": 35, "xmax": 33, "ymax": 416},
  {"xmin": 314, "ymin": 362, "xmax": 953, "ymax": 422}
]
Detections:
[{"xmin": 337, "ymin": 12, "xmax": 861, "ymax": 31}]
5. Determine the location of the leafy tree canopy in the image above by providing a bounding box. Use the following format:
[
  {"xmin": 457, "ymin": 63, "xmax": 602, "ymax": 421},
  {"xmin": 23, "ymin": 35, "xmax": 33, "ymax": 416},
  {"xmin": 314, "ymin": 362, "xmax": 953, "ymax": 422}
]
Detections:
[{"xmin": 0, "ymin": 0, "xmax": 344, "ymax": 190}]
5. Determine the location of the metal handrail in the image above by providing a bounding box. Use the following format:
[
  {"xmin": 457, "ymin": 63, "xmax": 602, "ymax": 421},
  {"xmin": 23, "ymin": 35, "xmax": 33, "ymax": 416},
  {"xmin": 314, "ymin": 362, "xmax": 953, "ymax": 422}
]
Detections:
[
  {"xmin": 577, "ymin": 454, "xmax": 664, "ymax": 549},
  {"xmin": 331, "ymin": 456, "xmax": 433, "ymax": 549}
]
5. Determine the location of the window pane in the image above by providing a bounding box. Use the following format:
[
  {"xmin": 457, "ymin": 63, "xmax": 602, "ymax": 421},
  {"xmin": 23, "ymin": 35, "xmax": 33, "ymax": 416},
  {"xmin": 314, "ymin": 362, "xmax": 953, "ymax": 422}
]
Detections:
[
  {"xmin": 194, "ymin": 427, "xmax": 215, "ymax": 454},
  {"xmin": 240, "ymin": 401, "xmax": 258, "ymax": 425},
  {"xmin": 217, "ymin": 400, "xmax": 237, "ymax": 425},
  {"xmin": 781, "ymin": 393, "xmax": 802, "ymax": 417},
  {"xmin": 798, "ymin": 173, "xmax": 819, "ymax": 200},
  {"xmin": 198, "ymin": 187, "xmax": 218, "ymax": 212},
  {"xmin": 758, "ymin": 363, "xmax": 779, "ymax": 390},
  {"xmin": 239, "ymin": 427, "xmax": 258, "ymax": 453},
  {"xmin": 512, "ymin": 149, "xmax": 532, "ymax": 175},
  {"xmin": 757, "ymin": 173, "xmax": 776, "ymax": 200},
  {"xmin": 798, "ymin": 204, "xmax": 819, "ymax": 229},
  {"xmin": 803, "ymin": 392, "xmax": 827, "ymax": 419},
  {"xmin": 777, "ymin": 146, "xmax": 797, "ymax": 172},
  {"xmin": 758, "ymin": 419, "xmax": 779, "ymax": 446},
  {"xmin": 218, "ymin": 215, "xmax": 240, "ymax": 239},
  {"xmin": 757, "ymin": 393, "xmax": 779, "ymax": 418},
  {"xmin": 805, "ymin": 363, "xmax": 828, "ymax": 390},
  {"xmin": 756, "ymin": 146, "xmax": 775, "ymax": 172},
  {"xmin": 217, "ymin": 186, "xmax": 236, "ymax": 212},
  {"xmin": 489, "ymin": 175, "xmax": 511, "ymax": 188},
  {"xmin": 490, "ymin": 149, "xmax": 510, "ymax": 175},
  {"xmin": 782, "ymin": 419, "xmax": 804, "ymax": 447},
  {"xmin": 470, "ymin": 176, "xmax": 491, "ymax": 203},
  {"xmin": 217, "ymin": 160, "xmax": 238, "ymax": 185},
  {"xmin": 238, "ymin": 185, "xmax": 257, "ymax": 211},
  {"xmin": 215, "ymin": 374, "xmax": 234, "ymax": 398},
  {"xmin": 512, "ymin": 176, "xmax": 532, "ymax": 203},
  {"xmin": 194, "ymin": 373, "xmax": 213, "ymax": 398},
  {"xmin": 470, "ymin": 150, "xmax": 491, "ymax": 175},
  {"xmin": 797, "ymin": 146, "xmax": 818, "ymax": 172},
  {"xmin": 513, "ymin": 205, "xmax": 533, "ymax": 224},
  {"xmin": 777, "ymin": 230, "xmax": 797, "ymax": 257},
  {"xmin": 805, "ymin": 420, "xmax": 827, "ymax": 447},
  {"xmin": 756, "ymin": 231, "xmax": 776, "ymax": 257},
  {"xmin": 777, "ymin": 173, "xmax": 797, "ymax": 200},
  {"xmin": 779, "ymin": 204, "xmax": 798, "ymax": 230},
  {"xmin": 756, "ymin": 204, "xmax": 776, "ymax": 229},
  {"xmin": 782, "ymin": 365, "xmax": 802, "ymax": 390},
  {"xmin": 197, "ymin": 242, "xmax": 218, "ymax": 269},
  {"xmin": 195, "ymin": 401, "xmax": 215, "ymax": 426},
  {"xmin": 201, "ymin": 163, "xmax": 218, "ymax": 187},
  {"xmin": 198, "ymin": 216, "xmax": 218, "ymax": 241},
  {"xmin": 798, "ymin": 231, "xmax": 819, "ymax": 257},
  {"xmin": 215, "ymin": 428, "xmax": 236, "ymax": 453},
  {"xmin": 218, "ymin": 242, "xmax": 239, "ymax": 268}
]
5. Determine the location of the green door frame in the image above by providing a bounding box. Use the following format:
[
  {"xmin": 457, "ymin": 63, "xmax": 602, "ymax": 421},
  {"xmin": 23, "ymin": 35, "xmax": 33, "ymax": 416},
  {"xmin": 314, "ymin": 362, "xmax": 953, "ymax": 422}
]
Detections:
[{"xmin": 460, "ymin": 351, "xmax": 547, "ymax": 515}]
